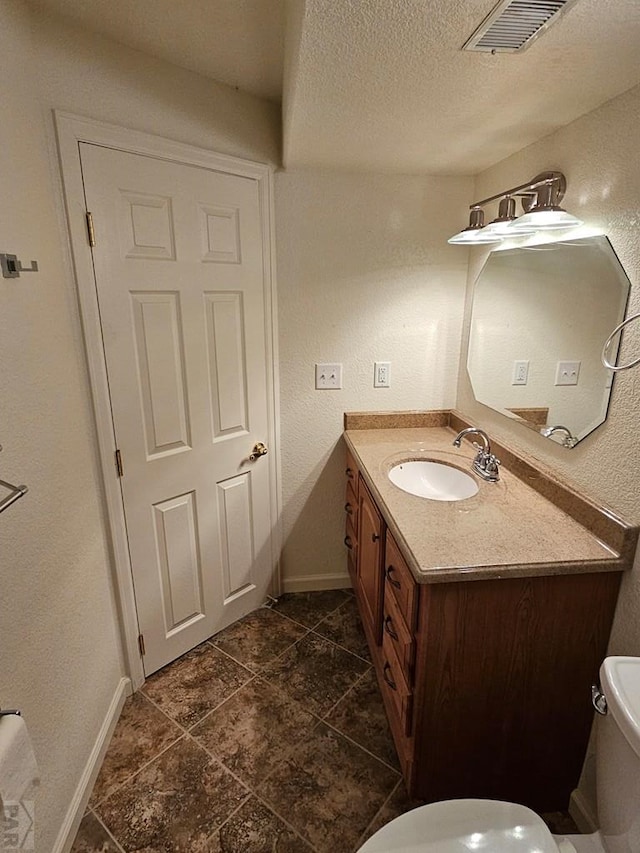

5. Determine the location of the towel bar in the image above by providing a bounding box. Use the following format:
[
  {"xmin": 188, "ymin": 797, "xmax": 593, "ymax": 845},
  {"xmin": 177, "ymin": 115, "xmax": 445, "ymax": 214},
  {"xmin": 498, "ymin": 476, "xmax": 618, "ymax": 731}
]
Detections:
[{"xmin": 0, "ymin": 478, "xmax": 28, "ymax": 515}]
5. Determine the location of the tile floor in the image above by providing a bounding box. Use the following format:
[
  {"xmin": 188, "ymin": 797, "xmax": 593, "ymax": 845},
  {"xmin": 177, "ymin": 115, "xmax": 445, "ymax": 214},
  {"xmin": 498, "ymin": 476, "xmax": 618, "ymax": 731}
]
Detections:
[{"xmin": 71, "ymin": 590, "xmax": 578, "ymax": 852}]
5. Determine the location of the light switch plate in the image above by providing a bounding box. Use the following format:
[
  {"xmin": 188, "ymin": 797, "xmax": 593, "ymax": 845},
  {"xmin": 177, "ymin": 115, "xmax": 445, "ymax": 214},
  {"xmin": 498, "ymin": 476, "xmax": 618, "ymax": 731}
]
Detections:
[
  {"xmin": 555, "ymin": 360, "xmax": 581, "ymax": 386},
  {"xmin": 315, "ymin": 363, "xmax": 343, "ymax": 390}
]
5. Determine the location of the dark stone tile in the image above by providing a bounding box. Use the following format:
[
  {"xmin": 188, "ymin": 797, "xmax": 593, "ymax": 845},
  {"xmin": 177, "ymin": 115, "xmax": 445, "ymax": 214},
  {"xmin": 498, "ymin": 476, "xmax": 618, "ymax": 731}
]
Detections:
[
  {"xmin": 96, "ymin": 737, "xmax": 247, "ymax": 852},
  {"xmin": 70, "ymin": 812, "xmax": 121, "ymax": 852},
  {"xmin": 273, "ymin": 590, "xmax": 351, "ymax": 628},
  {"xmin": 207, "ymin": 797, "xmax": 313, "ymax": 852},
  {"xmin": 325, "ymin": 668, "xmax": 399, "ymax": 770},
  {"xmin": 261, "ymin": 723, "xmax": 398, "ymax": 853},
  {"xmin": 262, "ymin": 633, "xmax": 369, "ymax": 715},
  {"xmin": 142, "ymin": 642, "xmax": 252, "ymax": 728},
  {"xmin": 210, "ymin": 607, "xmax": 307, "ymax": 672},
  {"xmin": 89, "ymin": 692, "xmax": 181, "ymax": 806},
  {"xmin": 192, "ymin": 678, "xmax": 316, "ymax": 787},
  {"xmin": 314, "ymin": 597, "xmax": 371, "ymax": 661},
  {"xmin": 360, "ymin": 781, "xmax": 424, "ymax": 845}
]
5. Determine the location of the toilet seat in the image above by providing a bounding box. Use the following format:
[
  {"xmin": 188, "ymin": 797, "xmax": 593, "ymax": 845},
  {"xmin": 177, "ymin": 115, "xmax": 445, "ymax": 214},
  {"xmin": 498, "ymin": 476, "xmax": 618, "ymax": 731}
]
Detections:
[{"xmin": 358, "ymin": 799, "xmax": 562, "ymax": 852}]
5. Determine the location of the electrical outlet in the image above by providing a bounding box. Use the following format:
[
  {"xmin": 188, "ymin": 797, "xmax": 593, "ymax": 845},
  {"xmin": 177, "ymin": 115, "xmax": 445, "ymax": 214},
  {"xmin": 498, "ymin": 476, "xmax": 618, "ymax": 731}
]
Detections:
[
  {"xmin": 555, "ymin": 360, "xmax": 581, "ymax": 386},
  {"xmin": 374, "ymin": 362, "xmax": 391, "ymax": 388},
  {"xmin": 315, "ymin": 363, "xmax": 343, "ymax": 390},
  {"xmin": 512, "ymin": 360, "xmax": 529, "ymax": 386}
]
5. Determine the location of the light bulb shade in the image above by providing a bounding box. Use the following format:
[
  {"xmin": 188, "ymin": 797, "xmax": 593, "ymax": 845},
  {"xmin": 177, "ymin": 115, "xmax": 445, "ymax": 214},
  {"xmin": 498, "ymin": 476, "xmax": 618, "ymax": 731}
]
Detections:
[
  {"xmin": 509, "ymin": 208, "xmax": 583, "ymax": 231},
  {"xmin": 482, "ymin": 220, "xmax": 535, "ymax": 236},
  {"xmin": 448, "ymin": 207, "xmax": 503, "ymax": 245},
  {"xmin": 448, "ymin": 229, "xmax": 504, "ymax": 244}
]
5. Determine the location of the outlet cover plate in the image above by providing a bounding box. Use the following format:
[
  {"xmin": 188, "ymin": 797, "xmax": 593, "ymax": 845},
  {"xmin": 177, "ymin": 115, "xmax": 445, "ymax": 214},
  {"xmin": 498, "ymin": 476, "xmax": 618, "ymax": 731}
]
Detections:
[
  {"xmin": 374, "ymin": 361, "xmax": 391, "ymax": 388},
  {"xmin": 512, "ymin": 360, "xmax": 529, "ymax": 385},
  {"xmin": 315, "ymin": 363, "xmax": 343, "ymax": 390}
]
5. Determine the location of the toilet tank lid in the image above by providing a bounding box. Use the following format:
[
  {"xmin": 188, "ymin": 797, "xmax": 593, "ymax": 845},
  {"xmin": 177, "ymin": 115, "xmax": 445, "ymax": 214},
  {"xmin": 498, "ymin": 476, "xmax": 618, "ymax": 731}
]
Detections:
[{"xmin": 601, "ymin": 656, "xmax": 640, "ymax": 757}]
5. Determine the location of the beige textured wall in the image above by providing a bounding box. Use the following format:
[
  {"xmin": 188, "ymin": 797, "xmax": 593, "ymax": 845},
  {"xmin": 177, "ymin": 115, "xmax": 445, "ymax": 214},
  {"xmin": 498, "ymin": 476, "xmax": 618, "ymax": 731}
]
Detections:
[
  {"xmin": 0, "ymin": 3, "xmax": 281, "ymax": 850},
  {"xmin": 456, "ymin": 83, "xmax": 640, "ymax": 825},
  {"xmin": 457, "ymin": 83, "xmax": 640, "ymax": 631},
  {"xmin": 275, "ymin": 169, "xmax": 473, "ymax": 590},
  {"xmin": 0, "ymin": 4, "xmax": 124, "ymax": 851},
  {"xmin": 32, "ymin": 7, "xmax": 281, "ymax": 165}
]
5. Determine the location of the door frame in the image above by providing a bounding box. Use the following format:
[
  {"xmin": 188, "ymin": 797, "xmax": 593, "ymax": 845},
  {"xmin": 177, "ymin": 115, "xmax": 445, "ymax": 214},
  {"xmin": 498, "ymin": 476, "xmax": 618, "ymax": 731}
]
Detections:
[{"xmin": 55, "ymin": 111, "xmax": 282, "ymax": 689}]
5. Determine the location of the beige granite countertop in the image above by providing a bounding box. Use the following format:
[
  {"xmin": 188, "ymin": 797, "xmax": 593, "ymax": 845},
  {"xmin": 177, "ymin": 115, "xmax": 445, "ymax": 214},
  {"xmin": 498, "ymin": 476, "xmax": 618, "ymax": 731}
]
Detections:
[{"xmin": 345, "ymin": 425, "xmax": 629, "ymax": 584}]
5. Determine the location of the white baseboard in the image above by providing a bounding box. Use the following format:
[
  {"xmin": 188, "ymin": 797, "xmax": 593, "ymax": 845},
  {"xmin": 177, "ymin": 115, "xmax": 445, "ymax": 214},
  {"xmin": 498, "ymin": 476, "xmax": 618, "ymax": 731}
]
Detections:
[
  {"xmin": 569, "ymin": 787, "xmax": 598, "ymax": 834},
  {"xmin": 282, "ymin": 572, "xmax": 352, "ymax": 593},
  {"xmin": 53, "ymin": 677, "xmax": 131, "ymax": 853}
]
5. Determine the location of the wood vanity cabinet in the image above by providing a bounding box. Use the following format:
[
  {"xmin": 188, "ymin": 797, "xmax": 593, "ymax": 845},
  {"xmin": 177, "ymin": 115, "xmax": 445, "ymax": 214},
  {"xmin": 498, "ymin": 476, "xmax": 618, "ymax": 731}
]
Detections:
[{"xmin": 344, "ymin": 452, "xmax": 622, "ymax": 813}]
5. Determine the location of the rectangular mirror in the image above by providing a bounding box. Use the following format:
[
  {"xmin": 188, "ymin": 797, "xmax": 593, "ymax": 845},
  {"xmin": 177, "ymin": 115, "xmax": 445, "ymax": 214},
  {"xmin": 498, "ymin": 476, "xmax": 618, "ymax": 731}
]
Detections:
[{"xmin": 467, "ymin": 236, "xmax": 631, "ymax": 447}]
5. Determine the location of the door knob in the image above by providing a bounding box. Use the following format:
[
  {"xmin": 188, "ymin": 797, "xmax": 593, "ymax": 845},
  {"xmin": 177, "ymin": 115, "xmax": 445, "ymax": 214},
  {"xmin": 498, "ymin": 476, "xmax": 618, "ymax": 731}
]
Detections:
[{"xmin": 249, "ymin": 442, "xmax": 268, "ymax": 462}]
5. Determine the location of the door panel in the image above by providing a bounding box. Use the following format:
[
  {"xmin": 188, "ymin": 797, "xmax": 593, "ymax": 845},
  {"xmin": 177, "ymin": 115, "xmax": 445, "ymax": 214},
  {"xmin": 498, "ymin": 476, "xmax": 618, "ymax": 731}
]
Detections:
[
  {"xmin": 153, "ymin": 491, "xmax": 203, "ymax": 631},
  {"xmin": 79, "ymin": 142, "xmax": 274, "ymax": 675},
  {"xmin": 204, "ymin": 292, "xmax": 249, "ymax": 439},
  {"xmin": 217, "ymin": 474, "xmax": 256, "ymax": 602}
]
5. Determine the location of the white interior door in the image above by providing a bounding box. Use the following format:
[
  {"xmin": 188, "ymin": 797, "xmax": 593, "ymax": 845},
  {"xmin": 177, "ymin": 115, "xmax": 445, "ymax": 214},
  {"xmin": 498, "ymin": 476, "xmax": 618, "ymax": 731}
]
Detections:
[{"xmin": 79, "ymin": 142, "xmax": 275, "ymax": 675}]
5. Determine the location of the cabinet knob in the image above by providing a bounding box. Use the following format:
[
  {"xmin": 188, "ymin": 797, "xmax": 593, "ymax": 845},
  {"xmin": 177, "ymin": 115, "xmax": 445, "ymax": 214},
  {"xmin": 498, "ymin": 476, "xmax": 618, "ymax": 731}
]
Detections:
[
  {"xmin": 344, "ymin": 502, "xmax": 353, "ymax": 515},
  {"xmin": 372, "ymin": 532, "xmax": 380, "ymax": 543},
  {"xmin": 383, "ymin": 662, "xmax": 397, "ymax": 691},
  {"xmin": 384, "ymin": 615, "xmax": 398, "ymax": 641},
  {"xmin": 344, "ymin": 535, "xmax": 353, "ymax": 550},
  {"xmin": 345, "ymin": 467, "xmax": 354, "ymax": 479},
  {"xmin": 385, "ymin": 565, "xmax": 401, "ymax": 589}
]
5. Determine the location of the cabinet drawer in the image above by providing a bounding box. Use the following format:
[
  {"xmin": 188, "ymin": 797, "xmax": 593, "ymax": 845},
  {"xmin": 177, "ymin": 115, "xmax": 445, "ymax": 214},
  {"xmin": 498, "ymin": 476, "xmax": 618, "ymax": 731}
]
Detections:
[
  {"xmin": 380, "ymin": 628, "xmax": 412, "ymax": 737},
  {"xmin": 384, "ymin": 532, "xmax": 418, "ymax": 632},
  {"xmin": 382, "ymin": 585, "xmax": 415, "ymax": 688}
]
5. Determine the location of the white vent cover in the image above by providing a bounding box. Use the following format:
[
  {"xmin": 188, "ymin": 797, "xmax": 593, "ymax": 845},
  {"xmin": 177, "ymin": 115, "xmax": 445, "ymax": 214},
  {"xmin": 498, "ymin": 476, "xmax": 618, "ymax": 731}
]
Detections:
[{"xmin": 463, "ymin": 0, "xmax": 579, "ymax": 53}]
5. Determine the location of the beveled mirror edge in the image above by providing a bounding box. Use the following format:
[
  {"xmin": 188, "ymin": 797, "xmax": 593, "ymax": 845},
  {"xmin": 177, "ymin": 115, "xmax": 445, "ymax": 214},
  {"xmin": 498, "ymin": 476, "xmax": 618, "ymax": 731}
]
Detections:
[{"xmin": 466, "ymin": 234, "xmax": 632, "ymax": 448}]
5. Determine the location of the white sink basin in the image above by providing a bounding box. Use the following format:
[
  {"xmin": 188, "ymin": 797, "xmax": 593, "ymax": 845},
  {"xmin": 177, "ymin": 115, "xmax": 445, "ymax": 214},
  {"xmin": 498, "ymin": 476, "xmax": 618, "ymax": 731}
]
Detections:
[{"xmin": 388, "ymin": 460, "xmax": 479, "ymax": 502}]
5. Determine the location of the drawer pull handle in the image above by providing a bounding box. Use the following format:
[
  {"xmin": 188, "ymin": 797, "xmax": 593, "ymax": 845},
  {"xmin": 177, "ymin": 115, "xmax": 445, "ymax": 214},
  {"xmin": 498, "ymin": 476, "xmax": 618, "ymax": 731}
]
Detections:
[
  {"xmin": 385, "ymin": 565, "xmax": 401, "ymax": 589},
  {"xmin": 346, "ymin": 467, "xmax": 354, "ymax": 479},
  {"xmin": 384, "ymin": 615, "xmax": 398, "ymax": 641},
  {"xmin": 372, "ymin": 532, "xmax": 380, "ymax": 543},
  {"xmin": 383, "ymin": 662, "xmax": 397, "ymax": 691},
  {"xmin": 344, "ymin": 502, "xmax": 353, "ymax": 515},
  {"xmin": 344, "ymin": 535, "xmax": 353, "ymax": 550}
]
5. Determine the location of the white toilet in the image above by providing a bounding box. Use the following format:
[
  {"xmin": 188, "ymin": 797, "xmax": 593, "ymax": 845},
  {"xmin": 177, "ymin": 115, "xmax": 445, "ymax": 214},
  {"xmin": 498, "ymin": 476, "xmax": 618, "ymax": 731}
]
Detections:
[{"xmin": 359, "ymin": 656, "xmax": 640, "ymax": 853}]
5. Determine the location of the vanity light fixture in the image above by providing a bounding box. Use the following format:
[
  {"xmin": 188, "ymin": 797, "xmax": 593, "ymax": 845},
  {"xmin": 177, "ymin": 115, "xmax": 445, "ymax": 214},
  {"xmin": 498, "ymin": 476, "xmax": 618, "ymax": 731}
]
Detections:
[
  {"xmin": 447, "ymin": 207, "xmax": 504, "ymax": 245},
  {"xmin": 481, "ymin": 196, "xmax": 535, "ymax": 236},
  {"xmin": 448, "ymin": 171, "xmax": 583, "ymax": 245}
]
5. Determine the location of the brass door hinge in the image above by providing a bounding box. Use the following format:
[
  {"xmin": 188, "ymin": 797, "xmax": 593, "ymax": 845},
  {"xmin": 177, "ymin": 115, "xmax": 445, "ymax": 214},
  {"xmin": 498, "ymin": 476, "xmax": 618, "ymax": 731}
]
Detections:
[
  {"xmin": 138, "ymin": 634, "xmax": 146, "ymax": 656},
  {"xmin": 86, "ymin": 211, "xmax": 96, "ymax": 247},
  {"xmin": 115, "ymin": 449, "xmax": 124, "ymax": 478}
]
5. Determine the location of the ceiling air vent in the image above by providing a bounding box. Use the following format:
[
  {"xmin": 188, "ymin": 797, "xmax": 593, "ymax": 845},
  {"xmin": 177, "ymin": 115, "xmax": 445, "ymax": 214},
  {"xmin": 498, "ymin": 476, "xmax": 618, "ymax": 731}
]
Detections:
[{"xmin": 462, "ymin": 0, "xmax": 579, "ymax": 53}]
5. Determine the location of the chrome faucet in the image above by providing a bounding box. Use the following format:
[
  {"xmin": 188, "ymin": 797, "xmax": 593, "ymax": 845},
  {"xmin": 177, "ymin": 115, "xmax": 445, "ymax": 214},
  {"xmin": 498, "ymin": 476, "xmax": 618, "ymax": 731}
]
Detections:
[
  {"xmin": 453, "ymin": 427, "xmax": 501, "ymax": 482},
  {"xmin": 540, "ymin": 424, "xmax": 578, "ymax": 448}
]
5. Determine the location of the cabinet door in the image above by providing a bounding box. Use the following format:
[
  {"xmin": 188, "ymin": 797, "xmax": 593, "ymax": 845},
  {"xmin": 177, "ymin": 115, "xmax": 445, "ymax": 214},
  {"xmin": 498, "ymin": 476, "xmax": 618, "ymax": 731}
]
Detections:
[{"xmin": 357, "ymin": 477, "xmax": 384, "ymax": 644}]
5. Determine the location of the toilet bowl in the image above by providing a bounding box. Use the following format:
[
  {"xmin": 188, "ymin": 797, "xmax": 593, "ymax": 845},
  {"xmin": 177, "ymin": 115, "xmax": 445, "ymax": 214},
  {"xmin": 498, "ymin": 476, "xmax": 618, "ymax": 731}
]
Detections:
[{"xmin": 359, "ymin": 656, "xmax": 640, "ymax": 853}]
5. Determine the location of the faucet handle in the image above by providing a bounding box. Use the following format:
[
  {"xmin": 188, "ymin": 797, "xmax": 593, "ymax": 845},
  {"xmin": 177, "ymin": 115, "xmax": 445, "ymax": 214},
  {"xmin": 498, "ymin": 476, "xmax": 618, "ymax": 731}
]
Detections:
[
  {"xmin": 484, "ymin": 454, "xmax": 501, "ymax": 479},
  {"xmin": 471, "ymin": 442, "xmax": 489, "ymax": 469}
]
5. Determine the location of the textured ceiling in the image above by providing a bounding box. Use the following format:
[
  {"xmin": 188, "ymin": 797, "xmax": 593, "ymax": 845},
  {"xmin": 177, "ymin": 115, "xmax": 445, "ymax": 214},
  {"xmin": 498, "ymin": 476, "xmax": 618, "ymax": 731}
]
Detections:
[
  {"xmin": 28, "ymin": 0, "xmax": 285, "ymax": 101},
  {"xmin": 283, "ymin": 0, "xmax": 640, "ymax": 174},
  {"xmin": 26, "ymin": 0, "xmax": 640, "ymax": 174}
]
